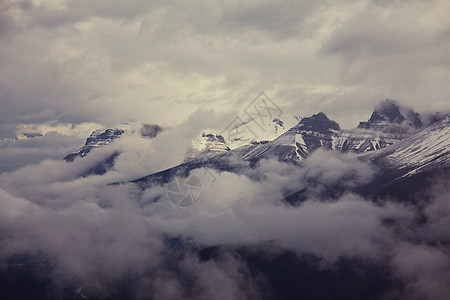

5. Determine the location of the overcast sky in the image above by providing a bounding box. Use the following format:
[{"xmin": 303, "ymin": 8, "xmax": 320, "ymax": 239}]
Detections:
[{"xmin": 1, "ymin": 0, "xmax": 450, "ymax": 139}]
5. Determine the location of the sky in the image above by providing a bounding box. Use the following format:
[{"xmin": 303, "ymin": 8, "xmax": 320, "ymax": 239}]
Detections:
[{"xmin": 1, "ymin": 0, "xmax": 450, "ymax": 142}]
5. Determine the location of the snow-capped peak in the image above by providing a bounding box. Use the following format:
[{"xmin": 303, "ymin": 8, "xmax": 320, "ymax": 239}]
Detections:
[
  {"xmin": 63, "ymin": 122, "xmax": 163, "ymax": 162},
  {"xmin": 184, "ymin": 130, "xmax": 230, "ymax": 161}
]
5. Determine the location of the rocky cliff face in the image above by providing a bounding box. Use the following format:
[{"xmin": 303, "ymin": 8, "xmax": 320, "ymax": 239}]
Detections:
[
  {"xmin": 292, "ymin": 112, "xmax": 340, "ymax": 153},
  {"xmin": 184, "ymin": 132, "xmax": 230, "ymax": 161},
  {"xmin": 335, "ymin": 99, "xmax": 425, "ymax": 153},
  {"xmin": 64, "ymin": 128, "xmax": 125, "ymax": 162},
  {"xmin": 357, "ymin": 99, "xmax": 422, "ymax": 132}
]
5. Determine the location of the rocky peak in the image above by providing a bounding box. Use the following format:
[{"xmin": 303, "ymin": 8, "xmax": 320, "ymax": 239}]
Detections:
[
  {"xmin": 140, "ymin": 124, "xmax": 163, "ymax": 138},
  {"xmin": 201, "ymin": 132, "xmax": 227, "ymax": 145},
  {"xmin": 358, "ymin": 99, "xmax": 423, "ymax": 132},
  {"xmin": 85, "ymin": 129, "xmax": 124, "ymax": 146},
  {"xmin": 184, "ymin": 131, "xmax": 230, "ymax": 161},
  {"xmin": 296, "ymin": 112, "xmax": 340, "ymax": 134},
  {"xmin": 369, "ymin": 99, "xmax": 406, "ymax": 124},
  {"xmin": 64, "ymin": 128, "xmax": 125, "ymax": 162},
  {"xmin": 404, "ymin": 109, "xmax": 423, "ymax": 129}
]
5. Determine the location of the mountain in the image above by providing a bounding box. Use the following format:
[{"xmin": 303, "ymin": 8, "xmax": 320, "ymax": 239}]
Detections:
[
  {"xmin": 140, "ymin": 123, "xmax": 163, "ymax": 138},
  {"xmin": 65, "ymin": 100, "xmax": 425, "ymax": 167},
  {"xmin": 357, "ymin": 99, "xmax": 422, "ymax": 132},
  {"xmin": 183, "ymin": 100, "xmax": 426, "ymax": 163},
  {"xmin": 182, "ymin": 116, "xmax": 297, "ymax": 161},
  {"xmin": 63, "ymin": 123, "xmax": 164, "ymax": 176},
  {"xmin": 63, "ymin": 122, "xmax": 164, "ymax": 162},
  {"xmin": 291, "ymin": 114, "xmax": 450, "ymax": 204},
  {"xmin": 63, "ymin": 128, "xmax": 126, "ymax": 162},
  {"xmin": 359, "ymin": 115, "xmax": 450, "ymax": 200},
  {"xmin": 187, "ymin": 100, "xmax": 425, "ymax": 164},
  {"xmin": 230, "ymin": 112, "xmax": 341, "ymax": 162},
  {"xmin": 184, "ymin": 131, "xmax": 230, "ymax": 161},
  {"xmin": 368, "ymin": 115, "xmax": 450, "ymax": 175},
  {"xmin": 222, "ymin": 116, "xmax": 297, "ymax": 150},
  {"xmin": 61, "ymin": 128, "xmax": 125, "ymax": 176},
  {"xmin": 66, "ymin": 99, "xmax": 447, "ymax": 195},
  {"xmin": 123, "ymin": 111, "xmax": 370, "ymax": 187},
  {"xmin": 334, "ymin": 99, "xmax": 423, "ymax": 153},
  {"xmin": 128, "ymin": 101, "xmax": 450, "ymax": 204}
]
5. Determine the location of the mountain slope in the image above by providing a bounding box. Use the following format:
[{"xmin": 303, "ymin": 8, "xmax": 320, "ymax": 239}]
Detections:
[
  {"xmin": 367, "ymin": 115, "xmax": 450, "ymax": 177},
  {"xmin": 63, "ymin": 128, "xmax": 126, "ymax": 162},
  {"xmin": 129, "ymin": 113, "xmax": 450, "ymax": 208}
]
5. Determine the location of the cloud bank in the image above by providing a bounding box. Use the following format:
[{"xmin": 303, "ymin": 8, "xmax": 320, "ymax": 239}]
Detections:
[{"xmin": 1, "ymin": 140, "xmax": 449, "ymax": 299}]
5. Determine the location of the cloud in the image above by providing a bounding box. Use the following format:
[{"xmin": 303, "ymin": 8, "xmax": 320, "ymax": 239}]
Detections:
[
  {"xmin": 2, "ymin": 0, "xmax": 449, "ymax": 139},
  {"xmin": 1, "ymin": 141, "xmax": 449, "ymax": 298},
  {"xmin": 137, "ymin": 157, "xmax": 398, "ymax": 262},
  {"xmin": 321, "ymin": 0, "xmax": 450, "ymax": 113},
  {"xmin": 0, "ymin": 132, "xmax": 82, "ymax": 173},
  {"xmin": 392, "ymin": 244, "xmax": 450, "ymax": 300}
]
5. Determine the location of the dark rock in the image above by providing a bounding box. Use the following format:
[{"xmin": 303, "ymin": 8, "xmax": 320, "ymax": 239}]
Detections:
[
  {"xmin": 140, "ymin": 124, "xmax": 163, "ymax": 138},
  {"xmin": 296, "ymin": 112, "xmax": 340, "ymax": 134},
  {"xmin": 64, "ymin": 128, "xmax": 124, "ymax": 162},
  {"xmin": 370, "ymin": 99, "xmax": 406, "ymax": 124}
]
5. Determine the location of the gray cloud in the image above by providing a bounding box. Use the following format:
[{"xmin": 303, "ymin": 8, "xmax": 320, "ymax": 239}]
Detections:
[
  {"xmin": 321, "ymin": 0, "xmax": 450, "ymax": 113},
  {"xmin": 0, "ymin": 132, "xmax": 82, "ymax": 173},
  {"xmin": 0, "ymin": 1, "xmax": 15, "ymax": 38},
  {"xmin": 217, "ymin": 1, "xmax": 322, "ymax": 40},
  {"xmin": 2, "ymin": 0, "xmax": 449, "ymax": 139},
  {"xmin": 1, "ymin": 138, "xmax": 449, "ymax": 298}
]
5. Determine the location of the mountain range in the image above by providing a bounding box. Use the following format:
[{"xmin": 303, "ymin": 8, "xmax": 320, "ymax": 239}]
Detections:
[
  {"xmin": 63, "ymin": 99, "xmax": 450, "ymax": 202},
  {"xmin": 56, "ymin": 101, "xmax": 450, "ymax": 224}
]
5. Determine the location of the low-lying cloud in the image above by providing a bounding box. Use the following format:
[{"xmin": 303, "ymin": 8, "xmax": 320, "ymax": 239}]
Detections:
[{"xmin": 1, "ymin": 133, "xmax": 449, "ymax": 299}]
